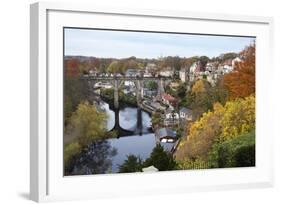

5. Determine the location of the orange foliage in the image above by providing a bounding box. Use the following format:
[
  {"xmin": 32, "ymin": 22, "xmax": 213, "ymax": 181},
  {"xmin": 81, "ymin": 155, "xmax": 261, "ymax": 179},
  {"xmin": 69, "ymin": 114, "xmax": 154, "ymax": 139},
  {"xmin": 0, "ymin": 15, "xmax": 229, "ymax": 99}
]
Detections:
[
  {"xmin": 65, "ymin": 59, "xmax": 80, "ymax": 77},
  {"xmin": 223, "ymin": 44, "xmax": 255, "ymax": 100}
]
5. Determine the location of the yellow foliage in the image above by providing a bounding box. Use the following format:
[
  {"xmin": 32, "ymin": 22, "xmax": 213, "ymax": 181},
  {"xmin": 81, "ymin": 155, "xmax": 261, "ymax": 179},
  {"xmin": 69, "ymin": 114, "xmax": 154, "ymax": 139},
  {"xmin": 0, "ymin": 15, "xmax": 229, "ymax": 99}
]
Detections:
[
  {"xmin": 64, "ymin": 141, "xmax": 81, "ymax": 166},
  {"xmin": 191, "ymin": 79, "xmax": 209, "ymax": 94},
  {"xmin": 175, "ymin": 95, "xmax": 255, "ymax": 160},
  {"xmin": 68, "ymin": 101, "xmax": 107, "ymax": 146},
  {"xmin": 220, "ymin": 95, "xmax": 255, "ymax": 141}
]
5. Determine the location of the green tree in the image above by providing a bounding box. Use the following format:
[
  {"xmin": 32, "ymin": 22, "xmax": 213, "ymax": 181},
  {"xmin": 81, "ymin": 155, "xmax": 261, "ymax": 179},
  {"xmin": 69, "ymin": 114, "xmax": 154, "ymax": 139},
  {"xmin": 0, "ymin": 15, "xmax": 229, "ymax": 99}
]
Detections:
[
  {"xmin": 107, "ymin": 61, "xmax": 119, "ymax": 74},
  {"xmin": 146, "ymin": 81, "xmax": 158, "ymax": 90},
  {"xmin": 151, "ymin": 111, "xmax": 163, "ymax": 129},
  {"xmin": 188, "ymin": 79, "xmax": 228, "ymax": 119},
  {"xmin": 199, "ymin": 56, "xmax": 210, "ymax": 67},
  {"xmin": 176, "ymin": 83, "xmax": 187, "ymax": 98},
  {"xmin": 118, "ymin": 155, "xmax": 143, "ymax": 173},
  {"xmin": 208, "ymin": 131, "xmax": 255, "ymax": 168},
  {"xmin": 143, "ymin": 144, "xmax": 177, "ymax": 171}
]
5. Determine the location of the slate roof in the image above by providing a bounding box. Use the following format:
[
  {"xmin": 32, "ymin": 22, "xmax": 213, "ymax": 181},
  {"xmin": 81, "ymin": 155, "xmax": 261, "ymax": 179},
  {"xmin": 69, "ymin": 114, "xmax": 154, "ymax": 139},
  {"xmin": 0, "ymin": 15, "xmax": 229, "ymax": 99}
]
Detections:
[
  {"xmin": 179, "ymin": 107, "xmax": 193, "ymax": 115},
  {"xmin": 155, "ymin": 128, "xmax": 176, "ymax": 140}
]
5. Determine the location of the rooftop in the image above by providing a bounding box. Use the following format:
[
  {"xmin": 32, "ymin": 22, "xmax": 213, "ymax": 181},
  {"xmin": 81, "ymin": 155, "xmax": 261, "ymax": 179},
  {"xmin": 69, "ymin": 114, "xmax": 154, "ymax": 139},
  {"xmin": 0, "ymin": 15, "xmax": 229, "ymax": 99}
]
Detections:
[
  {"xmin": 179, "ymin": 107, "xmax": 193, "ymax": 115},
  {"xmin": 155, "ymin": 128, "xmax": 176, "ymax": 140},
  {"xmin": 162, "ymin": 93, "xmax": 176, "ymax": 102}
]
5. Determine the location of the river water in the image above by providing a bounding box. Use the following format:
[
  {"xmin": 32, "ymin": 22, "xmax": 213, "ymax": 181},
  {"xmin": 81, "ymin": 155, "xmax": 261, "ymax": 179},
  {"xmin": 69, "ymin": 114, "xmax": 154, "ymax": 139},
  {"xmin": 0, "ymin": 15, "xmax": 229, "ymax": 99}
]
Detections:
[
  {"xmin": 101, "ymin": 102, "xmax": 156, "ymax": 173},
  {"xmin": 70, "ymin": 102, "xmax": 157, "ymax": 175}
]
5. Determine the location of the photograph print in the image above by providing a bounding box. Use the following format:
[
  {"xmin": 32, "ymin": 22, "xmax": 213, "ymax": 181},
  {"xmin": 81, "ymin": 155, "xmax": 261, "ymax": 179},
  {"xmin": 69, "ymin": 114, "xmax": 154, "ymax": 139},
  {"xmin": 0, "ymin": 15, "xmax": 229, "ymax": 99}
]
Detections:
[{"xmin": 63, "ymin": 28, "xmax": 256, "ymax": 176}]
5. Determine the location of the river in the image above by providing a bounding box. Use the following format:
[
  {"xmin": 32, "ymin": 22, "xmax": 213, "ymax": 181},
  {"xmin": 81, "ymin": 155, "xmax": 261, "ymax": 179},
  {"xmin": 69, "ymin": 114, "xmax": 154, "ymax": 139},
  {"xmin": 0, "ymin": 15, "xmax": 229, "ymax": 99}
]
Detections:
[
  {"xmin": 70, "ymin": 102, "xmax": 158, "ymax": 175},
  {"xmin": 101, "ymin": 102, "xmax": 156, "ymax": 173}
]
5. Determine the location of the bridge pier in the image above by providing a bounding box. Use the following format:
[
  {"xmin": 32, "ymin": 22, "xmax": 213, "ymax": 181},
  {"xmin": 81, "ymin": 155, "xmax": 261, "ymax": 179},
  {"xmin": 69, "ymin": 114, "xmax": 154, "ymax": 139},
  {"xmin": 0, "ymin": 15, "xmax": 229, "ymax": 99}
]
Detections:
[
  {"xmin": 114, "ymin": 79, "xmax": 119, "ymax": 109},
  {"xmin": 136, "ymin": 80, "xmax": 143, "ymax": 106},
  {"xmin": 157, "ymin": 78, "xmax": 164, "ymax": 99},
  {"xmin": 135, "ymin": 107, "xmax": 143, "ymax": 135},
  {"xmin": 114, "ymin": 109, "xmax": 120, "ymax": 130}
]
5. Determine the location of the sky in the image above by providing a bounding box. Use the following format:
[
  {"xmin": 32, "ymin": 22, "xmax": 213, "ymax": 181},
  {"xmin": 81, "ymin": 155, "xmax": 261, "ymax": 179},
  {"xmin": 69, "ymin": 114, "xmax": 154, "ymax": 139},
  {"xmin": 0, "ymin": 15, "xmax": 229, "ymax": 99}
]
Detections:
[{"xmin": 64, "ymin": 28, "xmax": 255, "ymax": 59}]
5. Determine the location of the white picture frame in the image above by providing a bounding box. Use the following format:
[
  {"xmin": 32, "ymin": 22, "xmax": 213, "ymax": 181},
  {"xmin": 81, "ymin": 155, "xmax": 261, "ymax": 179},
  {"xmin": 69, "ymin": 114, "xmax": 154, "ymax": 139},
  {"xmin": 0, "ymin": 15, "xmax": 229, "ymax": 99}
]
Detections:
[{"xmin": 30, "ymin": 2, "xmax": 274, "ymax": 202}]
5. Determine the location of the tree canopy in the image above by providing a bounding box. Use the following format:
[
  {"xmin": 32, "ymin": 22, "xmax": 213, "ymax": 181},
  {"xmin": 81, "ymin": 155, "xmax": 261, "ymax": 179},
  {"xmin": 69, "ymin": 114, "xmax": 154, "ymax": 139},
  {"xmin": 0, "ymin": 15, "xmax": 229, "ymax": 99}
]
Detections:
[
  {"xmin": 223, "ymin": 44, "xmax": 255, "ymax": 99},
  {"xmin": 118, "ymin": 155, "xmax": 143, "ymax": 173},
  {"xmin": 66, "ymin": 101, "xmax": 108, "ymax": 146},
  {"xmin": 143, "ymin": 144, "xmax": 177, "ymax": 171},
  {"xmin": 175, "ymin": 95, "xmax": 255, "ymax": 161}
]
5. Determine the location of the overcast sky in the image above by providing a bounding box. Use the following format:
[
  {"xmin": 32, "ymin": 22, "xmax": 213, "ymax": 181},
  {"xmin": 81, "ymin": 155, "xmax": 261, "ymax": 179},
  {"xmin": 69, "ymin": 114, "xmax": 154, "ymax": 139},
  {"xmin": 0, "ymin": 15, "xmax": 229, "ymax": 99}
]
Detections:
[{"xmin": 64, "ymin": 28, "xmax": 255, "ymax": 59}]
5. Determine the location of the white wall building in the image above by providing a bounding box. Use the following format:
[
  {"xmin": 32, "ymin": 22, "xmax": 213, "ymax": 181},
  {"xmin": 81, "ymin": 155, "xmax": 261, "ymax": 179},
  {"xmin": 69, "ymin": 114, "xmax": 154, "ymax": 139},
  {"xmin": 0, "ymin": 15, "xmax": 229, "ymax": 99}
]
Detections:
[
  {"xmin": 159, "ymin": 67, "xmax": 174, "ymax": 77},
  {"xmin": 179, "ymin": 68, "xmax": 188, "ymax": 82}
]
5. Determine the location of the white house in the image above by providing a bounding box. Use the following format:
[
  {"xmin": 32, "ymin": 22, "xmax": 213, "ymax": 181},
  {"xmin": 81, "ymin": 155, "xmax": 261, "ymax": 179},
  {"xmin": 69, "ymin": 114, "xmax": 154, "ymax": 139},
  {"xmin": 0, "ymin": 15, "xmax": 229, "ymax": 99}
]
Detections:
[
  {"xmin": 206, "ymin": 62, "xmax": 219, "ymax": 72},
  {"xmin": 219, "ymin": 57, "xmax": 242, "ymax": 74},
  {"xmin": 159, "ymin": 67, "xmax": 174, "ymax": 77},
  {"xmin": 145, "ymin": 63, "xmax": 157, "ymax": 72},
  {"xmin": 190, "ymin": 61, "xmax": 203, "ymax": 73},
  {"xmin": 165, "ymin": 109, "xmax": 179, "ymax": 120},
  {"xmin": 179, "ymin": 68, "xmax": 188, "ymax": 82},
  {"xmin": 125, "ymin": 68, "xmax": 140, "ymax": 77},
  {"xmin": 89, "ymin": 69, "xmax": 98, "ymax": 76},
  {"xmin": 232, "ymin": 57, "xmax": 242, "ymax": 67},
  {"xmin": 143, "ymin": 72, "xmax": 152, "ymax": 77},
  {"xmin": 163, "ymin": 108, "xmax": 179, "ymax": 126},
  {"xmin": 179, "ymin": 107, "xmax": 193, "ymax": 121}
]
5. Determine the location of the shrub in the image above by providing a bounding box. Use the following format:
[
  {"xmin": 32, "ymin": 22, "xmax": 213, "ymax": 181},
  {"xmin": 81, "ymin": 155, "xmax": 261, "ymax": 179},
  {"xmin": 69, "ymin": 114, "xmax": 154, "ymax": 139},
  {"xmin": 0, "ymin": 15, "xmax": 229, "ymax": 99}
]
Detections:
[{"xmin": 208, "ymin": 130, "xmax": 255, "ymax": 168}]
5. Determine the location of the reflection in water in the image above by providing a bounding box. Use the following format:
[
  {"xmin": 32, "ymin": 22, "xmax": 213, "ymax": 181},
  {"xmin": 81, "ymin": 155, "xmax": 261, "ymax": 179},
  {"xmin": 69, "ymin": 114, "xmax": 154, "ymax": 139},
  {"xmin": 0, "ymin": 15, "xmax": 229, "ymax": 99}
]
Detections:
[
  {"xmin": 108, "ymin": 133, "xmax": 156, "ymax": 173},
  {"xmin": 99, "ymin": 102, "xmax": 115, "ymax": 130},
  {"xmin": 67, "ymin": 140, "xmax": 117, "ymax": 175},
  {"xmin": 100, "ymin": 102, "xmax": 152, "ymax": 132},
  {"xmin": 141, "ymin": 111, "xmax": 152, "ymax": 131},
  {"xmin": 69, "ymin": 102, "xmax": 156, "ymax": 175},
  {"xmin": 119, "ymin": 107, "xmax": 152, "ymax": 132},
  {"xmin": 119, "ymin": 107, "xmax": 137, "ymax": 131}
]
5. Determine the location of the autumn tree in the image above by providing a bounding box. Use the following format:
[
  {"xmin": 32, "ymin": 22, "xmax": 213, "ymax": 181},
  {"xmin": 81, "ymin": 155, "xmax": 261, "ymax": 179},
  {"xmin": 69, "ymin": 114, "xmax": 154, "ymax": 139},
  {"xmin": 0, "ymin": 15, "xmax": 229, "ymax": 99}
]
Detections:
[
  {"xmin": 223, "ymin": 44, "xmax": 255, "ymax": 99},
  {"xmin": 186, "ymin": 79, "xmax": 228, "ymax": 119},
  {"xmin": 181, "ymin": 56, "xmax": 199, "ymax": 70},
  {"xmin": 175, "ymin": 95, "xmax": 255, "ymax": 162},
  {"xmin": 192, "ymin": 79, "xmax": 210, "ymax": 93},
  {"xmin": 65, "ymin": 59, "xmax": 80, "ymax": 77},
  {"xmin": 219, "ymin": 95, "xmax": 255, "ymax": 141},
  {"xmin": 64, "ymin": 76, "xmax": 88, "ymax": 124},
  {"xmin": 190, "ymin": 79, "xmax": 213, "ymax": 118},
  {"xmin": 175, "ymin": 103, "xmax": 224, "ymax": 161},
  {"xmin": 65, "ymin": 101, "xmax": 108, "ymax": 146},
  {"xmin": 63, "ymin": 101, "xmax": 112, "ymax": 170},
  {"xmin": 107, "ymin": 61, "xmax": 121, "ymax": 74}
]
